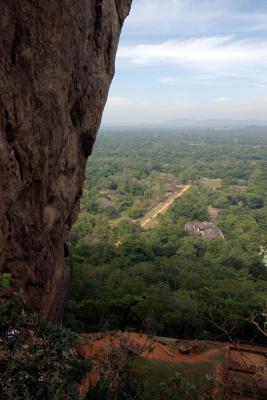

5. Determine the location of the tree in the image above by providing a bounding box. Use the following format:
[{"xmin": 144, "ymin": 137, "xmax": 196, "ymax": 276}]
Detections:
[
  {"xmin": 127, "ymin": 206, "xmax": 144, "ymax": 219},
  {"xmin": 245, "ymin": 193, "xmax": 264, "ymax": 209},
  {"xmin": 0, "ymin": 295, "xmax": 91, "ymax": 399},
  {"xmin": 117, "ymin": 239, "xmax": 155, "ymax": 265}
]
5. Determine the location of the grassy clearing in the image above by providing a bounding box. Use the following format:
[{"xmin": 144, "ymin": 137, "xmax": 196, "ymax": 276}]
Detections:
[
  {"xmin": 200, "ymin": 178, "xmax": 222, "ymax": 190},
  {"xmin": 134, "ymin": 358, "xmax": 220, "ymax": 397},
  {"xmin": 230, "ymin": 185, "xmax": 247, "ymax": 192},
  {"xmin": 132, "ymin": 340, "xmax": 226, "ymax": 398},
  {"xmin": 208, "ymin": 206, "xmax": 220, "ymax": 219}
]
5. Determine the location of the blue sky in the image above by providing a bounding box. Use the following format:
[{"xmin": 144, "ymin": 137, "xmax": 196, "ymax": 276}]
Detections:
[{"xmin": 102, "ymin": 0, "xmax": 267, "ymax": 125}]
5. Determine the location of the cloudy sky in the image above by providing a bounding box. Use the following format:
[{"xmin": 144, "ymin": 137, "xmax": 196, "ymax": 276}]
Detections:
[{"xmin": 102, "ymin": 0, "xmax": 267, "ymax": 125}]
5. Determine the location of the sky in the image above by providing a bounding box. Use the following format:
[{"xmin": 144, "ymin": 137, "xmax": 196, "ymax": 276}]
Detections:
[{"xmin": 102, "ymin": 0, "xmax": 267, "ymax": 125}]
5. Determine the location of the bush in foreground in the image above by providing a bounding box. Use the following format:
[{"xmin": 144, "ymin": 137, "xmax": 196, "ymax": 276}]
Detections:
[{"xmin": 0, "ymin": 294, "xmax": 91, "ymax": 400}]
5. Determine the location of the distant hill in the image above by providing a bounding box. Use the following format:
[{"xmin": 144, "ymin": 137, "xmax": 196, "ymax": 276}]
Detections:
[
  {"xmin": 101, "ymin": 119, "xmax": 267, "ymax": 130},
  {"xmin": 163, "ymin": 118, "xmax": 267, "ymax": 129}
]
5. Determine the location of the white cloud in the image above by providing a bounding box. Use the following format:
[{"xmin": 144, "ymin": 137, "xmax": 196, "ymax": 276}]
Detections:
[
  {"xmin": 213, "ymin": 97, "xmax": 233, "ymax": 103},
  {"xmin": 234, "ymin": 12, "xmax": 267, "ymax": 32},
  {"xmin": 107, "ymin": 96, "xmax": 152, "ymax": 108},
  {"xmin": 117, "ymin": 37, "xmax": 267, "ymax": 93},
  {"xmin": 107, "ymin": 96, "xmax": 135, "ymax": 107},
  {"xmin": 122, "ymin": 0, "xmax": 267, "ymax": 38},
  {"xmin": 254, "ymin": 82, "xmax": 267, "ymax": 88},
  {"xmin": 118, "ymin": 37, "xmax": 267, "ymax": 76},
  {"xmin": 159, "ymin": 75, "xmax": 228, "ymax": 86},
  {"xmin": 103, "ymin": 94, "xmax": 267, "ymax": 125},
  {"xmin": 159, "ymin": 78, "xmax": 179, "ymax": 85},
  {"xmin": 105, "ymin": 1, "xmax": 267, "ymax": 124},
  {"xmin": 123, "ymin": 0, "xmax": 242, "ymax": 37}
]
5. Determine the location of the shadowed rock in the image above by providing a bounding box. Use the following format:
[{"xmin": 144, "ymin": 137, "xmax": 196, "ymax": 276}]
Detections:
[{"xmin": 0, "ymin": 0, "xmax": 132, "ymax": 322}]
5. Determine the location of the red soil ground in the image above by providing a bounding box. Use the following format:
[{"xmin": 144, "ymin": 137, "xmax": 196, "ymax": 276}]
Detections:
[
  {"xmin": 77, "ymin": 332, "xmax": 267, "ymax": 399},
  {"xmin": 78, "ymin": 332, "xmax": 224, "ymax": 363}
]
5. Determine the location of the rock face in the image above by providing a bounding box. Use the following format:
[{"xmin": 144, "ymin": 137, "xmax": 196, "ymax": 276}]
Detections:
[
  {"xmin": 184, "ymin": 222, "xmax": 225, "ymax": 240},
  {"xmin": 0, "ymin": 0, "xmax": 132, "ymax": 322}
]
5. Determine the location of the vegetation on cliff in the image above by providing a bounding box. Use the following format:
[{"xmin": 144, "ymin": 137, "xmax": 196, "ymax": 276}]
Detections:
[{"xmin": 0, "ymin": 295, "xmax": 91, "ymax": 399}]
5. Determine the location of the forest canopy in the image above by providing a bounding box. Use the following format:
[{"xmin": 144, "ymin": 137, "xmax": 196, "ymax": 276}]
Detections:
[{"xmin": 65, "ymin": 128, "xmax": 267, "ymax": 343}]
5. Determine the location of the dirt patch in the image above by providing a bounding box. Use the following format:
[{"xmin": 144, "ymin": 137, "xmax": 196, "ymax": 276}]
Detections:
[
  {"xmin": 78, "ymin": 333, "xmax": 267, "ymax": 399},
  {"xmin": 140, "ymin": 184, "xmax": 191, "ymax": 228},
  {"xmin": 78, "ymin": 332, "xmax": 223, "ymax": 396},
  {"xmin": 78, "ymin": 332, "xmax": 227, "ymax": 365},
  {"xmin": 208, "ymin": 206, "xmax": 220, "ymax": 218}
]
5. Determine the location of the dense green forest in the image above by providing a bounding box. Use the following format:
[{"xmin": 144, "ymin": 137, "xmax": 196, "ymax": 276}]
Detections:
[{"xmin": 64, "ymin": 128, "xmax": 267, "ymax": 343}]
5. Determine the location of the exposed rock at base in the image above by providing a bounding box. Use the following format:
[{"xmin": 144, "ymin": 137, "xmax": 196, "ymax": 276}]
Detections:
[
  {"xmin": 184, "ymin": 221, "xmax": 225, "ymax": 240},
  {"xmin": 0, "ymin": 0, "xmax": 132, "ymax": 322}
]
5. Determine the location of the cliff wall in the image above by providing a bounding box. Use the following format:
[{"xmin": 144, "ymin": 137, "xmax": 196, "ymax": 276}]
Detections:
[{"xmin": 0, "ymin": 0, "xmax": 132, "ymax": 321}]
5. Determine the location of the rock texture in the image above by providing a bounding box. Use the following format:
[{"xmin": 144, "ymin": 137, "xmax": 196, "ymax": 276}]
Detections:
[
  {"xmin": 0, "ymin": 0, "xmax": 132, "ymax": 321},
  {"xmin": 184, "ymin": 222, "xmax": 225, "ymax": 240}
]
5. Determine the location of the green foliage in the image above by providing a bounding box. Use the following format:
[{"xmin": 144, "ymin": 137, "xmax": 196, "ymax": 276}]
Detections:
[
  {"xmin": 0, "ymin": 295, "xmax": 91, "ymax": 400},
  {"xmin": 128, "ymin": 206, "xmax": 144, "ymax": 218},
  {"xmin": 0, "ymin": 273, "xmax": 11, "ymax": 289},
  {"xmin": 245, "ymin": 193, "xmax": 264, "ymax": 209},
  {"xmin": 86, "ymin": 334, "xmax": 217, "ymax": 400},
  {"xmin": 88, "ymin": 353, "xmax": 217, "ymax": 400},
  {"xmin": 65, "ymin": 129, "xmax": 267, "ymax": 343}
]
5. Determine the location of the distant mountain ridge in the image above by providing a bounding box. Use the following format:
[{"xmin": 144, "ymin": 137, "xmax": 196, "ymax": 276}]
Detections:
[
  {"xmin": 102, "ymin": 119, "xmax": 267, "ymax": 130},
  {"xmin": 163, "ymin": 118, "xmax": 267, "ymax": 129}
]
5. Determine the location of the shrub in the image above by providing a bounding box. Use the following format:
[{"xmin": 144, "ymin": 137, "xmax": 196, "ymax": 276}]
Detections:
[{"xmin": 0, "ymin": 294, "xmax": 91, "ymax": 400}]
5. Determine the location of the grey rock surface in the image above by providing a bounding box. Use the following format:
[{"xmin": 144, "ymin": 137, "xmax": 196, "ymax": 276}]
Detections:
[{"xmin": 185, "ymin": 222, "xmax": 225, "ymax": 240}]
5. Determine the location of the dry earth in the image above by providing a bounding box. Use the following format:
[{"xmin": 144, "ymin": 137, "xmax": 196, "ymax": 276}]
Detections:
[
  {"xmin": 141, "ymin": 184, "xmax": 191, "ymax": 228},
  {"xmin": 77, "ymin": 332, "xmax": 267, "ymax": 399}
]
